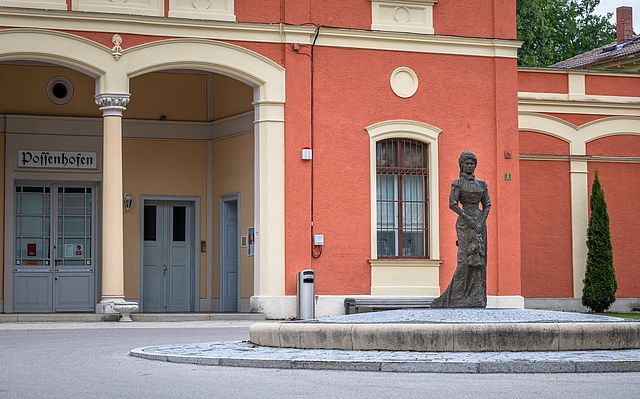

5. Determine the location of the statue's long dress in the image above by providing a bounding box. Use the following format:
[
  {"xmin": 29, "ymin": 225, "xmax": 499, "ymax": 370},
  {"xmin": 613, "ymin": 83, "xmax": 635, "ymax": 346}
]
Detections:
[{"xmin": 431, "ymin": 175, "xmax": 491, "ymax": 308}]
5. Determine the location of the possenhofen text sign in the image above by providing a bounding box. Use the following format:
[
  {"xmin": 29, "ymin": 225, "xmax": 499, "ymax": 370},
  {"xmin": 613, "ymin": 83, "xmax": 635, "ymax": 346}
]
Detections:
[{"xmin": 18, "ymin": 150, "xmax": 97, "ymax": 169}]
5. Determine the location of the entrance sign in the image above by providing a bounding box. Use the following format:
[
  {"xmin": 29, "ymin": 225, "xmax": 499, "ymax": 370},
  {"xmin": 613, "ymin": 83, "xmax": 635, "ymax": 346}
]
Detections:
[{"xmin": 18, "ymin": 150, "xmax": 97, "ymax": 169}]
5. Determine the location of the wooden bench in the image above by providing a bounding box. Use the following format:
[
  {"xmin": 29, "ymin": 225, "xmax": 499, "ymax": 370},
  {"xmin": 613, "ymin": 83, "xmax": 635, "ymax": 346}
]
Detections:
[{"xmin": 344, "ymin": 297, "xmax": 435, "ymax": 315}]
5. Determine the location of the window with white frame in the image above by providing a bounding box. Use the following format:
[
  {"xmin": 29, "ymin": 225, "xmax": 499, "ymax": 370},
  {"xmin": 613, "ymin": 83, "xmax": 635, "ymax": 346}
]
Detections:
[
  {"xmin": 376, "ymin": 138, "xmax": 428, "ymax": 257},
  {"xmin": 366, "ymin": 120, "xmax": 441, "ymax": 261}
]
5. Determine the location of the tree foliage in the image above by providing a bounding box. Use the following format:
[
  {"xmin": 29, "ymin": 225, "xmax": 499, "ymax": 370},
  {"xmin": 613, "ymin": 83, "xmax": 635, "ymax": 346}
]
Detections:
[
  {"xmin": 516, "ymin": 0, "xmax": 616, "ymax": 67},
  {"xmin": 582, "ymin": 171, "xmax": 617, "ymax": 313}
]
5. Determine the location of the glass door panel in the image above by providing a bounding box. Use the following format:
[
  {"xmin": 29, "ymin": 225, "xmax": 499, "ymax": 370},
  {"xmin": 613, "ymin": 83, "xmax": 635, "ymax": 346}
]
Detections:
[
  {"xmin": 15, "ymin": 186, "xmax": 51, "ymax": 268},
  {"xmin": 13, "ymin": 184, "xmax": 96, "ymax": 313},
  {"xmin": 56, "ymin": 187, "xmax": 93, "ymax": 268}
]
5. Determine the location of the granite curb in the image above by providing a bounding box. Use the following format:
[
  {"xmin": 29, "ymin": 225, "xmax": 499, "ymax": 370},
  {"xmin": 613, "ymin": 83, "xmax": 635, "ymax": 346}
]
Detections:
[
  {"xmin": 249, "ymin": 321, "xmax": 640, "ymax": 352},
  {"xmin": 129, "ymin": 341, "xmax": 640, "ymax": 373}
]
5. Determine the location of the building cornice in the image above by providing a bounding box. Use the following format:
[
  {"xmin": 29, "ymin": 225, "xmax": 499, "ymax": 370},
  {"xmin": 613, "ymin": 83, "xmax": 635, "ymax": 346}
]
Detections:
[
  {"xmin": 0, "ymin": 8, "xmax": 520, "ymax": 58},
  {"xmin": 518, "ymin": 67, "xmax": 640, "ymax": 78},
  {"xmin": 518, "ymin": 92, "xmax": 640, "ymax": 116}
]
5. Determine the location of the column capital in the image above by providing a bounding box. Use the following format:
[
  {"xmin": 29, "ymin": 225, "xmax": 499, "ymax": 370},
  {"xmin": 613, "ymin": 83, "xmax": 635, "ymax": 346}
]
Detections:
[{"xmin": 95, "ymin": 93, "xmax": 130, "ymax": 117}]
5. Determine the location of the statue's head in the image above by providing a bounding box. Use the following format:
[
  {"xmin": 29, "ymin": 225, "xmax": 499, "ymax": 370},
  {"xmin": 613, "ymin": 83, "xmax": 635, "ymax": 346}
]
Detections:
[{"xmin": 458, "ymin": 151, "xmax": 477, "ymax": 176}]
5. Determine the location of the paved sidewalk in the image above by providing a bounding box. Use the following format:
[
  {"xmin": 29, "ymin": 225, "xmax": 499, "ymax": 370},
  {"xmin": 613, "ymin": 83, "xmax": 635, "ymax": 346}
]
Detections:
[{"xmin": 0, "ymin": 320, "xmax": 262, "ymax": 330}]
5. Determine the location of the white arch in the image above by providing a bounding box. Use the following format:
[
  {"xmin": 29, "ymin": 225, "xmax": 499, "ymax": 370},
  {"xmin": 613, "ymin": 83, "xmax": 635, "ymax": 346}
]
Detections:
[
  {"xmin": 366, "ymin": 120, "xmax": 442, "ymax": 260},
  {"xmin": 118, "ymin": 39, "xmax": 285, "ymax": 102},
  {"xmin": 0, "ymin": 29, "xmax": 114, "ymax": 92},
  {"xmin": 0, "ymin": 30, "xmax": 287, "ymax": 300},
  {"xmin": 117, "ymin": 38, "xmax": 286, "ymax": 298},
  {"xmin": 519, "ymin": 112, "xmax": 640, "ymax": 155}
]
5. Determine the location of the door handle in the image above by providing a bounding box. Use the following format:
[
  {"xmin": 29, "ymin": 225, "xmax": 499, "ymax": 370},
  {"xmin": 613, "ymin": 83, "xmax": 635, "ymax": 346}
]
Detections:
[{"xmin": 163, "ymin": 265, "xmax": 167, "ymax": 275}]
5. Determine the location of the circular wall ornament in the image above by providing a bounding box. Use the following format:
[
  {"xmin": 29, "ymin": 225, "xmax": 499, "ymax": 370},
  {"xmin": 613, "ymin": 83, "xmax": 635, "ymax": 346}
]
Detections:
[
  {"xmin": 192, "ymin": 0, "xmax": 213, "ymax": 9},
  {"xmin": 393, "ymin": 7, "xmax": 411, "ymax": 23},
  {"xmin": 46, "ymin": 76, "xmax": 74, "ymax": 105},
  {"xmin": 390, "ymin": 67, "xmax": 419, "ymax": 98}
]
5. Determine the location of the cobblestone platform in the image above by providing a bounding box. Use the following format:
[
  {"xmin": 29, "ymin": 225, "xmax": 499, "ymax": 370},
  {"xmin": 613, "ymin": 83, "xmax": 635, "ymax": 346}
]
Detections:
[
  {"xmin": 130, "ymin": 341, "xmax": 640, "ymax": 373},
  {"xmin": 130, "ymin": 309, "xmax": 640, "ymax": 373},
  {"xmin": 250, "ymin": 309, "xmax": 640, "ymax": 352}
]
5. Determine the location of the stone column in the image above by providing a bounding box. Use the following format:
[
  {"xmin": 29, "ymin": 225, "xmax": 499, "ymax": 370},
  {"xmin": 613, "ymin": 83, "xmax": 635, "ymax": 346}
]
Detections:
[
  {"xmin": 95, "ymin": 94, "xmax": 131, "ymax": 313},
  {"xmin": 252, "ymin": 100, "xmax": 285, "ymax": 298}
]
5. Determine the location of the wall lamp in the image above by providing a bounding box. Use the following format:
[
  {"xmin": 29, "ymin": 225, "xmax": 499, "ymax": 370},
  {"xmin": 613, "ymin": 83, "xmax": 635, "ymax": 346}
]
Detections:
[{"xmin": 124, "ymin": 192, "xmax": 133, "ymax": 210}]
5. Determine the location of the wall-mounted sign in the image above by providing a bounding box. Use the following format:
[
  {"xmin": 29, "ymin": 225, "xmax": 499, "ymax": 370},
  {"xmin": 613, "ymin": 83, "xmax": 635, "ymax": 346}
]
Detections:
[
  {"xmin": 18, "ymin": 150, "xmax": 97, "ymax": 169},
  {"xmin": 64, "ymin": 243, "xmax": 84, "ymax": 258},
  {"xmin": 247, "ymin": 227, "xmax": 255, "ymax": 257}
]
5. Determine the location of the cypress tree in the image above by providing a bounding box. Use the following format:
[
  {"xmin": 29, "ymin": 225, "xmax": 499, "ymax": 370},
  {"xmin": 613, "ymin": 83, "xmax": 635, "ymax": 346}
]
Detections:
[{"xmin": 582, "ymin": 171, "xmax": 617, "ymax": 313}]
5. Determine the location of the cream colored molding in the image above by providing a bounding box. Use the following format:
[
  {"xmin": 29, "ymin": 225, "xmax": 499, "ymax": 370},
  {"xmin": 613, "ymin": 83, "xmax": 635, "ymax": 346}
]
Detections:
[
  {"xmin": 73, "ymin": 0, "xmax": 163, "ymax": 17},
  {"xmin": 519, "ymin": 113, "xmax": 640, "ymax": 155},
  {"xmin": 0, "ymin": 29, "xmax": 113, "ymax": 92},
  {"xmin": 1, "ymin": 112, "xmax": 254, "ymax": 140},
  {"xmin": 369, "ymin": 259, "xmax": 441, "ymax": 296},
  {"xmin": 567, "ymin": 73, "xmax": 585, "ymax": 98},
  {"xmin": 519, "ymin": 154, "xmax": 640, "ymax": 163},
  {"xmin": 390, "ymin": 67, "xmax": 419, "ymax": 98},
  {"xmin": 519, "ymin": 92, "xmax": 640, "ymax": 105},
  {"xmin": 253, "ymin": 101, "xmax": 285, "ymax": 297},
  {"xmin": 371, "ymin": 0, "xmax": 437, "ymax": 35},
  {"xmin": 518, "ymin": 91, "xmax": 640, "ymax": 116},
  {"xmin": 0, "ymin": 0, "xmax": 66, "ymax": 10},
  {"xmin": 519, "ymin": 113, "xmax": 640, "ymax": 298},
  {"xmin": 206, "ymin": 140, "xmax": 214, "ymax": 305},
  {"xmin": 169, "ymin": 0, "xmax": 235, "ymax": 22},
  {"xmin": 366, "ymin": 120, "xmax": 441, "ymax": 261},
  {"xmin": 251, "ymin": 294, "xmax": 525, "ymax": 318},
  {"xmin": 369, "ymin": 258, "xmax": 441, "ymax": 267},
  {"xmin": 518, "ymin": 100, "xmax": 640, "ymax": 116},
  {"xmin": 0, "ymin": 9, "xmax": 520, "ymax": 59},
  {"xmin": 518, "ymin": 67, "xmax": 640, "ymax": 78},
  {"xmin": 487, "ymin": 295, "xmax": 525, "ymax": 309},
  {"xmin": 569, "ymin": 160, "xmax": 589, "ymax": 298}
]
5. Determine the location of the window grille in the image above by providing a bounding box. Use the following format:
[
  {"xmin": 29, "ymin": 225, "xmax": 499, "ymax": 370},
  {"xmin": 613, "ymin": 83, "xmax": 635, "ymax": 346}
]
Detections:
[{"xmin": 376, "ymin": 139, "xmax": 429, "ymax": 258}]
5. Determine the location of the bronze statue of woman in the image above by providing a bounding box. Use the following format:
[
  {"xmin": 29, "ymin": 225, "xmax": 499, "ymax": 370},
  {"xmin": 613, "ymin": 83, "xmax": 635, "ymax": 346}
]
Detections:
[{"xmin": 431, "ymin": 151, "xmax": 491, "ymax": 308}]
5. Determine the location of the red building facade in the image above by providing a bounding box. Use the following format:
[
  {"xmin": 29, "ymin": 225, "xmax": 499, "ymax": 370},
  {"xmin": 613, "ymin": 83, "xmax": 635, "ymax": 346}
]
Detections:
[{"xmin": 0, "ymin": 1, "xmax": 638, "ymax": 317}]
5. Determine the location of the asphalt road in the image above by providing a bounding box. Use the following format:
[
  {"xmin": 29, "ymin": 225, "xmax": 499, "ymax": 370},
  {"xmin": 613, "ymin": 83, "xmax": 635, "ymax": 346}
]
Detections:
[{"xmin": 1, "ymin": 321, "xmax": 639, "ymax": 399}]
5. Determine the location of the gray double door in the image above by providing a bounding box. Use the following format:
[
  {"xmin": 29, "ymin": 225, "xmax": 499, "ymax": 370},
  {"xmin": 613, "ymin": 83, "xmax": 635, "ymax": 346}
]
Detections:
[
  {"xmin": 13, "ymin": 184, "xmax": 96, "ymax": 313},
  {"xmin": 142, "ymin": 201, "xmax": 195, "ymax": 312}
]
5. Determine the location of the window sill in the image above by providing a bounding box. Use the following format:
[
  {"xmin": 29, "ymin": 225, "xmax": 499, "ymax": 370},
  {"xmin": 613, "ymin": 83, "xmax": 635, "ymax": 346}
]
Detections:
[{"xmin": 368, "ymin": 258, "xmax": 442, "ymax": 268}]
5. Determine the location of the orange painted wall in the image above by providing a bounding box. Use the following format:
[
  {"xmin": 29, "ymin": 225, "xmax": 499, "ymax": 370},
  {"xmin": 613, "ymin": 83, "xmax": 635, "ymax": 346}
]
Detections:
[
  {"xmin": 236, "ymin": 0, "xmax": 515, "ymax": 39},
  {"xmin": 435, "ymin": 0, "xmax": 516, "ymax": 39},
  {"xmin": 61, "ymin": 30, "xmax": 170, "ymax": 50},
  {"xmin": 588, "ymin": 135, "xmax": 640, "ymax": 157},
  {"xmin": 519, "ymin": 132, "xmax": 573, "ymax": 297},
  {"xmin": 519, "ymin": 160, "xmax": 573, "ymax": 297},
  {"xmin": 586, "ymin": 75, "xmax": 640, "ymax": 97},
  {"xmin": 586, "ymin": 157, "xmax": 640, "ymax": 298},
  {"xmin": 518, "ymin": 71, "xmax": 568, "ymax": 94},
  {"xmin": 519, "ymin": 131, "xmax": 569, "ymax": 155},
  {"xmin": 281, "ymin": 43, "xmax": 520, "ymax": 296},
  {"xmin": 587, "ymin": 136, "xmax": 640, "ymax": 298},
  {"xmin": 492, "ymin": 56, "xmax": 521, "ymax": 297},
  {"xmin": 544, "ymin": 113, "xmax": 610, "ymax": 126}
]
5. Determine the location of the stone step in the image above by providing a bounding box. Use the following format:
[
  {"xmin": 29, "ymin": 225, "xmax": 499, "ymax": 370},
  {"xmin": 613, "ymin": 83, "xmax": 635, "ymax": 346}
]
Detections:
[
  {"xmin": 132, "ymin": 313, "xmax": 266, "ymax": 322},
  {"xmin": 0, "ymin": 312, "xmax": 266, "ymax": 323}
]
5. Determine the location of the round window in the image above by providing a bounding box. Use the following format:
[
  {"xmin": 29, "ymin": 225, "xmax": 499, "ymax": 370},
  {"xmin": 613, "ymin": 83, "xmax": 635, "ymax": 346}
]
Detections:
[{"xmin": 47, "ymin": 76, "xmax": 74, "ymax": 105}]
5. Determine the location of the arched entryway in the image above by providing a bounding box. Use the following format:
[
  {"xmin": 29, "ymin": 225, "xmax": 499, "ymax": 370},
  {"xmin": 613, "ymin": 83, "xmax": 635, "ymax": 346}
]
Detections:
[{"xmin": 0, "ymin": 29, "xmax": 286, "ymax": 313}]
